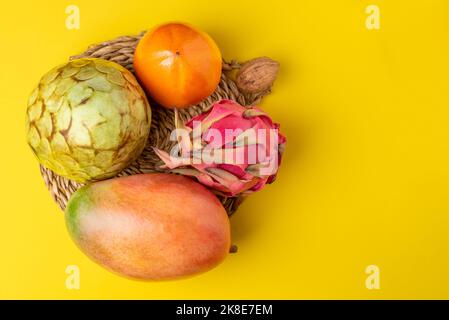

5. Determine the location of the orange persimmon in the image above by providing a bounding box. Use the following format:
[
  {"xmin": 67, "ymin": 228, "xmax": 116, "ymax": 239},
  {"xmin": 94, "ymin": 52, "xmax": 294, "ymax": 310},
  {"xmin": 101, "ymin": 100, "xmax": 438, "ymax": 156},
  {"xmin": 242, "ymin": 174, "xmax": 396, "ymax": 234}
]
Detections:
[{"xmin": 134, "ymin": 22, "xmax": 222, "ymax": 109}]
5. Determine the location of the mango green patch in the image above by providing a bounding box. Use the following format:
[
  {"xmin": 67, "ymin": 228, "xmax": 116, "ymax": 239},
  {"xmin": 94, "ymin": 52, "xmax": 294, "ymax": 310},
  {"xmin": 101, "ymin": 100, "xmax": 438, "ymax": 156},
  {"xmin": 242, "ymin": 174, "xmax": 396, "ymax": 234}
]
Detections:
[{"xmin": 65, "ymin": 185, "xmax": 94, "ymax": 239}]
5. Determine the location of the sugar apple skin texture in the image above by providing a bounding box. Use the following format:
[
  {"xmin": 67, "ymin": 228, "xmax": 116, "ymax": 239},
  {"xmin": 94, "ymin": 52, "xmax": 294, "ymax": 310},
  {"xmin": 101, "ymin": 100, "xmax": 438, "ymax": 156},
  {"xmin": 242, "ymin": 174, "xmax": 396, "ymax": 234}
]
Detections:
[{"xmin": 26, "ymin": 58, "xmax": 151, "ymax": 183}]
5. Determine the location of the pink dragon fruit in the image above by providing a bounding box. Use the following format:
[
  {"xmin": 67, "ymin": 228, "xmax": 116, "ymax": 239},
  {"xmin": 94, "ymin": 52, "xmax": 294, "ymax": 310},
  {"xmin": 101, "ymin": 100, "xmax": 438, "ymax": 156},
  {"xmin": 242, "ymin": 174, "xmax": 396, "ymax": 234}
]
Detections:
[{"xmin": 153, "ymin": 99, "xmax": 286, "ymax": 196}]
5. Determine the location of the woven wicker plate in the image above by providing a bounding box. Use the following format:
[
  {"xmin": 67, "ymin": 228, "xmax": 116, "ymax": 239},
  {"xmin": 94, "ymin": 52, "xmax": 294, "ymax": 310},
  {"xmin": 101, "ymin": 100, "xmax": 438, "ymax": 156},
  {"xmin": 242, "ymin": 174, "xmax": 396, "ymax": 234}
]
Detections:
[{"xmin": 39, "ymin": 32, "xmax": 272, "ymax": 216}]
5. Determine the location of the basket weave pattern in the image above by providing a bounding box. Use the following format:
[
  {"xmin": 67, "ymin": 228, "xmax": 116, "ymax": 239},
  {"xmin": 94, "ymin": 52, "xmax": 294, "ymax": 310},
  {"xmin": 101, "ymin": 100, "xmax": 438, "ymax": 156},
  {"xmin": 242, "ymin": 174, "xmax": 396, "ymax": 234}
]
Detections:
[{"xmin": 39, "ymin": 33, "xmax": 271, "ymax": 215}]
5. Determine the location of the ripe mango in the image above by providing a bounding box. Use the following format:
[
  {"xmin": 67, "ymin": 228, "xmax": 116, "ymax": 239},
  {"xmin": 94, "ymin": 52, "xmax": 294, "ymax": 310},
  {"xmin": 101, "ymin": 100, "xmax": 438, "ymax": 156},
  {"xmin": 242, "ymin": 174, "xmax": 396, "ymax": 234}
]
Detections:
[{"xmin": 65, "ymin": 173, "xmax": 231, "ymax": 280}]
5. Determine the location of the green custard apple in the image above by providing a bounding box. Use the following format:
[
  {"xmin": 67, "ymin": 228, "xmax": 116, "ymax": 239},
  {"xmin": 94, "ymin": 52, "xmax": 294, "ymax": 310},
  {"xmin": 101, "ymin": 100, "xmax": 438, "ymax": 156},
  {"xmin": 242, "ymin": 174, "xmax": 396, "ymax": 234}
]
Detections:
[{"xmin": 25, "ymin": 58, "xmax": 151, "ymax": 183}]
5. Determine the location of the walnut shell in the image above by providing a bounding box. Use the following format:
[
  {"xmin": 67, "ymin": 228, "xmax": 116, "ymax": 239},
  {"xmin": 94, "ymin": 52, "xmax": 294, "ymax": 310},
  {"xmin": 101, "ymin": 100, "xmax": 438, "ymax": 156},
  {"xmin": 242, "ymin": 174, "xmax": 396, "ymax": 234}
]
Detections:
[{"xmin": 235, "ymin": 57, "xmax": 280, "ymax": 94}]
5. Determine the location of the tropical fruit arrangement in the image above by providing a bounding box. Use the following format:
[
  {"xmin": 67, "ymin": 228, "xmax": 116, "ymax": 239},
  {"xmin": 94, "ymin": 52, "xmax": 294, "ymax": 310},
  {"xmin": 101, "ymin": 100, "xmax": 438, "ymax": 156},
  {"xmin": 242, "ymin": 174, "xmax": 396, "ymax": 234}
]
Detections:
[{"xmin": 26, "ymin": 22, "xmax": 286, "ymax": 280}]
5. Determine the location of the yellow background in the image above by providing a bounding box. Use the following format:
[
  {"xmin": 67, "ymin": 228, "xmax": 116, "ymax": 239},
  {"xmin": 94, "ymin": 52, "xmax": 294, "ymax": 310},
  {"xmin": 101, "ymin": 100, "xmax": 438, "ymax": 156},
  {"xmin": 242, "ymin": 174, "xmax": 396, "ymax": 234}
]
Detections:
[{"xmin": 0, "ymin": 0, "xmax": 448, "ymax": 299}]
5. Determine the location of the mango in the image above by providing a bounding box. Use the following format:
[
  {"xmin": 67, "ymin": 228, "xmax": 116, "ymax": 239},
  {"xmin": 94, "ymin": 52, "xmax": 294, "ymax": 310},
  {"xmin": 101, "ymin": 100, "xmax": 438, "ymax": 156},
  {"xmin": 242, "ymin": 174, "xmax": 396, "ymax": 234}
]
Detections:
[{"xmin": 65, "ymin": 173, "xmax": 231, "ymax": 280}]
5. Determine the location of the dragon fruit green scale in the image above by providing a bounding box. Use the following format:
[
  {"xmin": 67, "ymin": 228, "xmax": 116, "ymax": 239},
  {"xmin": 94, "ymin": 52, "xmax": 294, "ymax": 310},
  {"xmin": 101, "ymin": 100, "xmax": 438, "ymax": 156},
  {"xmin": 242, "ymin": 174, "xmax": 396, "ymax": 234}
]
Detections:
[{"xmin": 25, "ymin": 58, "xmax": 151, "ymax": 183}]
